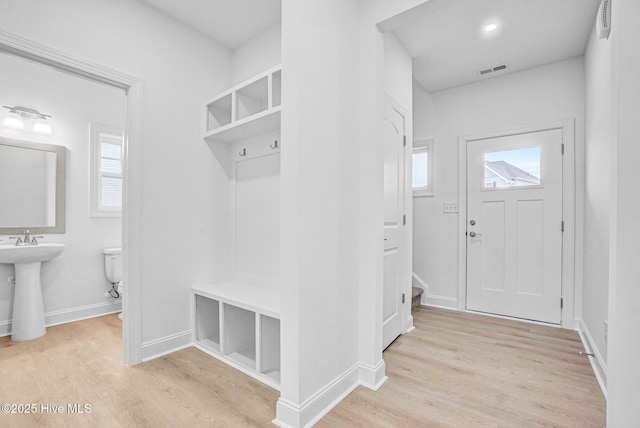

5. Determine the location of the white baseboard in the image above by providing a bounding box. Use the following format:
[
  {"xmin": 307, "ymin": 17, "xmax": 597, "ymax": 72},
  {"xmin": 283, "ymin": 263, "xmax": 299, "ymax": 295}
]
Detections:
[
  {"xmin": 273, "ymin": 358, "xmax": 387, "ymax": 428},
  {"xmin": 0, "ymin": 301, "xmax": 122, "ymax": 338},
  {"xmin": 577, "ymin": 318, "xmax": 608, "ymax": 397},
  {"xmin": 141, "ymin": 329, "xmax": 193, "ymax": 362},
  {"xmin": 358, "ymin": 359, "xmax": 387, "ymax": 391},
  {"xmin": 425, "ymin": 294, "xmax": 458, "ymax": 310}
]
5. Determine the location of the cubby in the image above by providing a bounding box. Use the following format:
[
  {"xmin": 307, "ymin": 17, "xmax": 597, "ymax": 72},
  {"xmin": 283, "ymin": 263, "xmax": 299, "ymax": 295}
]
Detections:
[
  {"xmin": 194, "ymin": 295, "xmax": 220, "ymax": 352},
  {"xmin": 192, "ymin": 282, "xmax": 280, "ymax": 390},
  {"xmin": 206, "ymin": 93, "xmax": 232, "ymax": 132},
  {"xmin": 203, "ymin": 65, "xmax": 281, "ymax": 143},
  {"xmin": 224, "ymin": 304, "xmax": 256, "ymax": 369}
]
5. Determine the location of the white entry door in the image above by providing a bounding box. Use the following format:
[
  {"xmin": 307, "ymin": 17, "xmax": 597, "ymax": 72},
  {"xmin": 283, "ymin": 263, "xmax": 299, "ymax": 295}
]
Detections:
[
  {"xmin": 466, "ymin": 129, "xmax": 563, "ymax": 324},
  {"xmin": 382, "ymin": 100, "xmax": 406, "ymax": 349}
]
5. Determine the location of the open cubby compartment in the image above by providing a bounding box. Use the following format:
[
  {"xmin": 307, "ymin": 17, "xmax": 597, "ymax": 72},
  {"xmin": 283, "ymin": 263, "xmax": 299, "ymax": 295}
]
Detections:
[
  {"xmin": 223, "ymin": 303, "xmax": 256, "ymax": 370},
  {"xmin": 260, "ymin": 314, "xmax": 281, "ymax": 383},
  {"xmin": 194, "ymin": 295, "xmax": 220, "ymax": 352},
  {"xmin": 236, "ymin": 76, "xmax": 269, "ymax": 121},
  {"xmin": 271, "ymin": 69, "xmax": 282, "ymax": 108},
  {"xmin": 206, "ymin": 93, "xmax": 232, "ymax": 132}
]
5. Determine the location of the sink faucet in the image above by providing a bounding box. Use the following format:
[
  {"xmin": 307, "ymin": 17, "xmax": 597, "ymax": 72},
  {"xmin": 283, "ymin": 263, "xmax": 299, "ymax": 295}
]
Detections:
[{"xmin": 8, "ymin": 230, "xmax": 42, "ymax": 246}]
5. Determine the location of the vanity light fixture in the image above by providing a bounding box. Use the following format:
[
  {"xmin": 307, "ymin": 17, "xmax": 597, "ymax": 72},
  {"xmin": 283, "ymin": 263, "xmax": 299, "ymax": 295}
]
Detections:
[{"xmin": 2, "ymin": 105, "xmax": 53, "ymax": 135}]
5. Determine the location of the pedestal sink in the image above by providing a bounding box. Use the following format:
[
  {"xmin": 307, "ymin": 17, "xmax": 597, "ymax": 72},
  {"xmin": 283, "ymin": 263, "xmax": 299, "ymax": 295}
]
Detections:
[{"xmin": 0, "ymin": 243, "xmax": 65, "ymax": 341}]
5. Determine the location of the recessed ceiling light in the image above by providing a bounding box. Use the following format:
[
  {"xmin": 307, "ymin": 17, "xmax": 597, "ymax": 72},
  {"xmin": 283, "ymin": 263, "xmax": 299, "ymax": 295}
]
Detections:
[{"xmin": 484, "ymin": 23, "xmax": 498, "ymax": 32}]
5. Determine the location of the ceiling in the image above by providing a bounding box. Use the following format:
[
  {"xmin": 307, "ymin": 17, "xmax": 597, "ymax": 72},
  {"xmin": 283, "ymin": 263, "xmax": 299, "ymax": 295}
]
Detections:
[
  {"xmin": 388, "ymin": 0, "xmax": 601, "ymax": 93},
  {"xmin": 138, "ymin": 0, "xmax": 600, "ymax": 92},
  {"xmin": 139, "ymin": 0, "xmax": 281, "ymax": 50}
]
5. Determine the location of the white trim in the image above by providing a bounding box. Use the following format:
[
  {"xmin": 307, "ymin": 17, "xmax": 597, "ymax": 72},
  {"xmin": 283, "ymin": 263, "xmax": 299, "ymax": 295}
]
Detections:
[
  {"xmin": 141, "ymin": 330, "xmax": 193, "ymax": 362},
  {"xmin": 358, "ymin": 359, "xmax": 388, "ymax": 391},
  {"xmin": 273, "ymin": 364, "xmax": 361, "ymax": 428},
  {"xmin": 0, "ymin": 301, "xmax": 122, "ymax": 338},
  {"xmin": 457, "ymin": 119, "xmax": 577, "ymax": 328},
  {"xmin": 577, "ymin": 318, "xmax": 608, "ymax": 397},
  {"xmin": 424, "ymin": 295, "xmax": 459, "ymax": 310},
  {"xmin": 0, "ymin": 29, "xmax": 144, "ymax": 365}
]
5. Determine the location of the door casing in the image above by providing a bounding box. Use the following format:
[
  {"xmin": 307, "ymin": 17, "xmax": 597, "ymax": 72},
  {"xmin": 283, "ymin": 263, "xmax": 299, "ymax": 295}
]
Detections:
[{"xmin": 457, "ymin": 119, "xmax": 577, "ymax": 329}]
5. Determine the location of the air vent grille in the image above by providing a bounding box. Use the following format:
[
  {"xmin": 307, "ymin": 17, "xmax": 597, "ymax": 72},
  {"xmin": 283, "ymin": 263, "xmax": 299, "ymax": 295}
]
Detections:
[
  {"xmin": 598, "ymin": 0, "xmax": 611, "ymax": 39},
  {"xmin": 478, "ymin": 64, "xmax": 508, "ymax": 77}
]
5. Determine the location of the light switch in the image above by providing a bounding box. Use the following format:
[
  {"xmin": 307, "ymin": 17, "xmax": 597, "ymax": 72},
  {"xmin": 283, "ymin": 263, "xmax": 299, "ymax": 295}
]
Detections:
[{"xmin": 443, "ymin": 203, "xmax": 458, "ymax": 213}]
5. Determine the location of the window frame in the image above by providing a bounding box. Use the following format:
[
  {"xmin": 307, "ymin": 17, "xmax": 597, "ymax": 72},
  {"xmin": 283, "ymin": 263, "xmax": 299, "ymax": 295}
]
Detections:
[
  {"xmin": 412, "ymin": 138, "xmax": 434, "ymax": 197},
  {"xmin": 90, "ymin": 123, "xmax": 123, "ymax": 217}
]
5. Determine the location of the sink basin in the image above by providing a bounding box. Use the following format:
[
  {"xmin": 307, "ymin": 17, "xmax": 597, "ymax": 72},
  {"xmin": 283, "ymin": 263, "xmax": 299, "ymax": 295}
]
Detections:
[
  {"xmin": 0, "ymin": 243, "xmax": 65, "ymax": 341},
  {"xmin": 0, "ymin": 243, "xmax": 65, "ymax": 264}
]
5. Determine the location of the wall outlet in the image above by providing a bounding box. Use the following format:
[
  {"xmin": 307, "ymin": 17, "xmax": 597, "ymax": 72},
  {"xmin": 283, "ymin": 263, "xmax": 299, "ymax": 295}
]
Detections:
[
  {"xmin": 604, "ymin": 320, "xmax": 608, "ymax": 343},
  {"xmin": 443, "ymin": 203, "xmax": 459, "ymax": 213}
]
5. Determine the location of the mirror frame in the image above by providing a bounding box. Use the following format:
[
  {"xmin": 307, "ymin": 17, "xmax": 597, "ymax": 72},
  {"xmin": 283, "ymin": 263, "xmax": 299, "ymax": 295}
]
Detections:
[{"xmin": 0, "ymin": 136, "xmax": 66, "ymax": 234}]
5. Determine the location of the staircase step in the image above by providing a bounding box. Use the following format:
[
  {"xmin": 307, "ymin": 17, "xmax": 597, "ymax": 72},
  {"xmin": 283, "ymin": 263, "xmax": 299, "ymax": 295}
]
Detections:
[{"xmin": 411, "ymin": 286, "xmax": 424, "ymax": 310}]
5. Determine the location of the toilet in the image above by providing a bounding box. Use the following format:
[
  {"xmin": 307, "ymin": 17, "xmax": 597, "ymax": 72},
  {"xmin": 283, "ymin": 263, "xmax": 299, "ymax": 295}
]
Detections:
[{"xmin": 103, "ymin": 248, "xmax": 123, "ymax": 319}]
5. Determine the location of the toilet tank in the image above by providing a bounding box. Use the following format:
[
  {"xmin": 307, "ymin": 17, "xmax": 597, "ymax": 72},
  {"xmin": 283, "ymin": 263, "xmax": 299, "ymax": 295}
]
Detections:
[{"xmin": 103, "ymin": 247, "xmax": 122, "ymax": 284}]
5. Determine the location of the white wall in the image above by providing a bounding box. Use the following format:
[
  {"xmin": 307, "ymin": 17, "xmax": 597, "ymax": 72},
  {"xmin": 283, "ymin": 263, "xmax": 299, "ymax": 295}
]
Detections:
[
  {"xmin": 231, "ymin": 23, "xmax": 281, "ymax": 85},
  {"xmin": 413, "ymin": 57, "xmax": 585, "ymax": 309},
  {"xmin": 0, "ymin": 0, "xmax": 232, "ymax": 352},
  {"xmin": 0, "ymin": 52, "xmax": 124, "ymax": 334},
  {"xmin": 607, "ymin": 0, "xmax": 640, "ymax": 424},
  {"xmin": 583, "ymin": 19, "xmax": 613, "ymax": 376},
  {"xmin": 278, "ymin": 0, "xmax": 361, "ymax": 425}
]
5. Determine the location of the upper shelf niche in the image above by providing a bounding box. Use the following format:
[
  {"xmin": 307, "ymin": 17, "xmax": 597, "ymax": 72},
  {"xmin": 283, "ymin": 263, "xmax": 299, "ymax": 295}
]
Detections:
[{"xmin": 204, "ymin": 65, "xmax": 281, "ymax": 143}]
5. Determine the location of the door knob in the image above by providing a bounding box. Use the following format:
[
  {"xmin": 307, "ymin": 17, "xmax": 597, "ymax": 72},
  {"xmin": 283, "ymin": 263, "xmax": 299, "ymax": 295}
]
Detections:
[{"xmin": 469, "ymin": 231, "xmax": 482, "ymax": 238}]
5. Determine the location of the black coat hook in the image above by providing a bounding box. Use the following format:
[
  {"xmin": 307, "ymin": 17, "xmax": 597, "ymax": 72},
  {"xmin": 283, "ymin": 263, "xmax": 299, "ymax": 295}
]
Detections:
[
  {"xmin": 270, "ymin": 140, "xmax": 278, "ymax": 149},
  {"xmin": 239, "ymin": 148, "xmax": 246, "ymax": 156}
]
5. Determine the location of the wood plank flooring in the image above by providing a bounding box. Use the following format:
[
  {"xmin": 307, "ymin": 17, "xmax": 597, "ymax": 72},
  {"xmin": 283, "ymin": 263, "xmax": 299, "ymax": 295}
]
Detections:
[
  {"xmin": 320, "ymin": 307, "xmax": 606, "ymax": 427},
  {"xmin": 0, "ymin": 307, "xmax": 605, "ymax": 427}
]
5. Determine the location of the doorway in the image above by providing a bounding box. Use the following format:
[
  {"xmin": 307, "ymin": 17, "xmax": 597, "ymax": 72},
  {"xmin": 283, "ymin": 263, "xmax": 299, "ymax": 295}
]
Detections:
[
  {"xmin": 382, "ymin": 97, "xmax": 408, "ymax": 349},
  {"xmin": 0, "ymin": 32, "xmax": 143, "ymax": 364},
  {"xmin": 458, "ymin": 121, "xmax": 575, "ymax": 326}
]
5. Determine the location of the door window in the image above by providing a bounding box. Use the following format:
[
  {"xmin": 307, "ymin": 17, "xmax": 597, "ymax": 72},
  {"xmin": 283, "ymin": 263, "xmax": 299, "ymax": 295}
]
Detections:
[{"xmin": 483, "ymin": 147, "xmax": 541, "ymax": 189}]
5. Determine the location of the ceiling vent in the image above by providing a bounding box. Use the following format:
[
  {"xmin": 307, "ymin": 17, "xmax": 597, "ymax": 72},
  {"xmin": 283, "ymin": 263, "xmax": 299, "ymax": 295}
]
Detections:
[
  {"xmin": 478, "ymin": 64, "xmax": 508, "ymax": 77},
  {"xmin": 598, "ymin": 0, "xmax": 612, "ymax": 40}
]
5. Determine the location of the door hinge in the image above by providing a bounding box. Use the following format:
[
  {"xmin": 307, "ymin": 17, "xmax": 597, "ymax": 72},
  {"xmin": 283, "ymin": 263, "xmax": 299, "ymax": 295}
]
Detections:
[
  {"xmin": 403, "ymin": 135, "xmax": 407, "ymax": 147},
  {"xmin": 403, "ymin": 214, "xmax": 406, "ymax": 226},
  {"xmin": 402, "ymin": 293, "xmax": 406, "ymax": 304},
  {"xmin": 561, "ymin": 298, "xmax": 564, "ymax": 309},
  {"xmin": 561, "ymin": 143, "xmax": 565, "ymax": 155},
  {"xmin": 561, "ymin": 220, "xmax": 565, "ymax": 232}
]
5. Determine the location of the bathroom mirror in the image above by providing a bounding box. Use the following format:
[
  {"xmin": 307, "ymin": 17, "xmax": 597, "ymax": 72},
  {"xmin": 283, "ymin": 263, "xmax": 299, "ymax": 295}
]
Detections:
[{"xmin": 0, "ymin": 136, "xmax": 66, "ymax": 234}]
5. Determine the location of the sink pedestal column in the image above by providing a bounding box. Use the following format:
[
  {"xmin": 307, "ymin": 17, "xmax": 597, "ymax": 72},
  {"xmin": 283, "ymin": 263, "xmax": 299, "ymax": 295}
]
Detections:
[{"xmin": 12, "ymin": 262, "xmax": 46, "ymax": 341}]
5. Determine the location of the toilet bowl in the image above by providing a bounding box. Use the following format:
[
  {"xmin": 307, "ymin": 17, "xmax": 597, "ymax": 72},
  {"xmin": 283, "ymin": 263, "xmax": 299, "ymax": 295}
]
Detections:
[{"xmin": 103, "ymin": 248, "xmax": 123, "ymax": 319}]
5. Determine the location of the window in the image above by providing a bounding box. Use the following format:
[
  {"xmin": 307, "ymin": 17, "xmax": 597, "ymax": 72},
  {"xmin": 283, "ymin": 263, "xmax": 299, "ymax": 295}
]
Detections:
[
  {"xmin": 90, "ymin": 123, "xmax": 123, "ymax": 217},
  {"xmin": 412, "ymin": 138, "xmax": 434, "ymax": 197},
  {"xmin": 483, "ymin": 146, "xmax": 541, "ymax": 189}
]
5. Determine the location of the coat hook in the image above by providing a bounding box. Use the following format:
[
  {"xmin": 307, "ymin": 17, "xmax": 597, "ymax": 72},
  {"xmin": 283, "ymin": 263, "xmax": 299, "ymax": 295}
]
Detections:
[
  {"xmin": 270, "ymin": 140, "xmax": 278, "ymax": 149},
  {"xmin": 239, "ymin": 148, "xmax": 246, "ymax": 156}
]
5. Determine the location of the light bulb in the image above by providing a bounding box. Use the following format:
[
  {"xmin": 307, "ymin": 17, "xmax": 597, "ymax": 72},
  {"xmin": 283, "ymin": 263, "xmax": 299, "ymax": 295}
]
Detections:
[
  {"xmin": 484, "ymin": 23, "xmax": 498, "ymax": 32},
  {"xmin": 3, "ymin": 112, "xmax": 24, "ymax": 129},
  {"xmin": 33, "ymin": 120, "xmax": 52, "ymax": 135}
]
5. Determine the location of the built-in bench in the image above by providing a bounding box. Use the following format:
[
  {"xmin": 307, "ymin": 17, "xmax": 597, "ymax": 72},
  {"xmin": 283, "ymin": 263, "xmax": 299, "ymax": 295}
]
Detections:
[{"xmin": 192, "ymin": 282, "xmax": 280, "ymax": 390}]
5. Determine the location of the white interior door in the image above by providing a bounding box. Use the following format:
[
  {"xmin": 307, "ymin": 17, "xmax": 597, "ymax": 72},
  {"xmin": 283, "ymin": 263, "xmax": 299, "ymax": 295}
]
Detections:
[
  {"xmin": 382, "ymin": 101, "xmax": 406, "ymax": 349},
  {"xmin": 466, "ymin": 129, "xmax": 563, "ymax": 324}
]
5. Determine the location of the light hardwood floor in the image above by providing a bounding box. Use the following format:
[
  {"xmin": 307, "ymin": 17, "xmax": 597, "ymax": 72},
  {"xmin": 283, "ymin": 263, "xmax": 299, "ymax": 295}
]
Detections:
[{"xmin": 0, "ymin": 308, "xmax": 605, "ymax": 427}]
